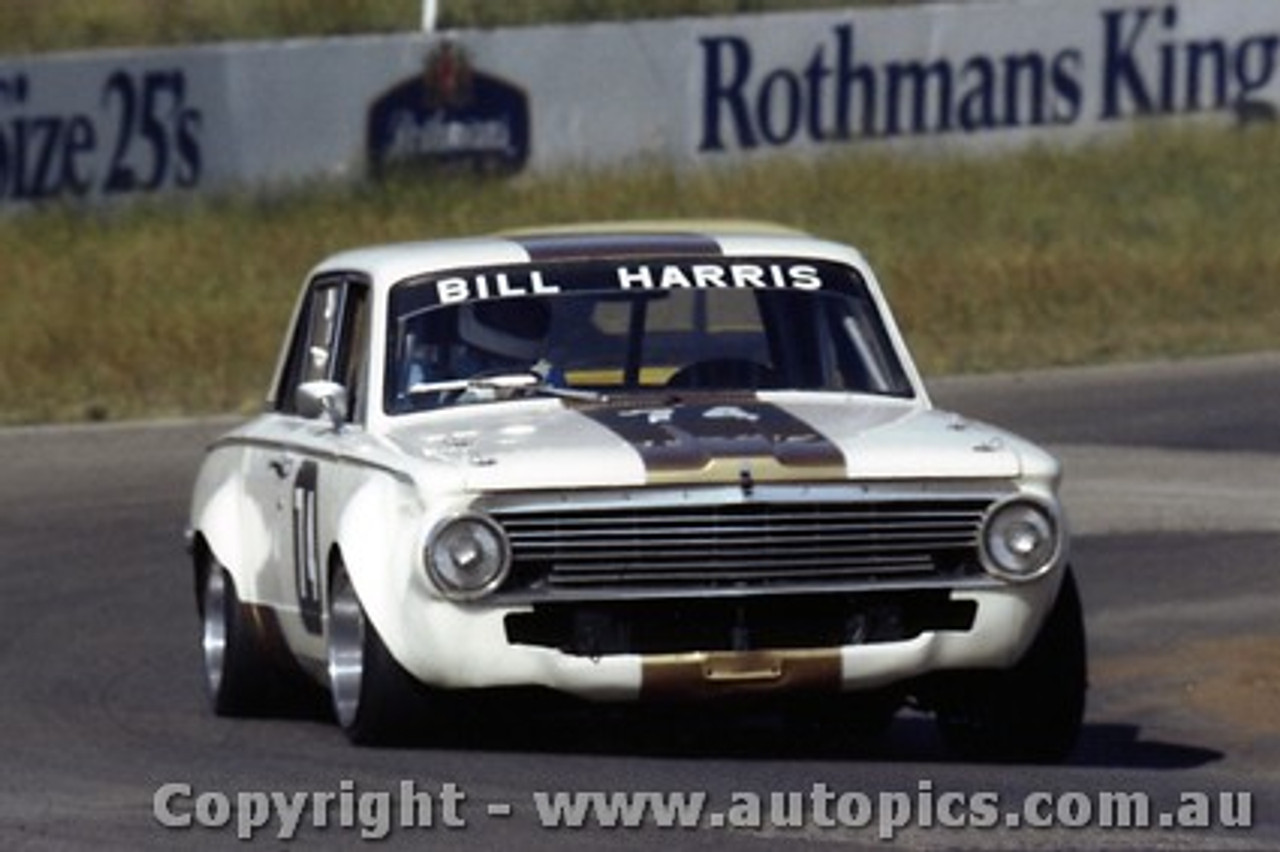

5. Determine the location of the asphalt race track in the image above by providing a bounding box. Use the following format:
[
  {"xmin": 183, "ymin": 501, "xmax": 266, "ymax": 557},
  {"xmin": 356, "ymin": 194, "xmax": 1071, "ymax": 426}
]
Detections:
[{"xmin": 2, "ymin": 353, "xmax": 1278, "ymax": 850}]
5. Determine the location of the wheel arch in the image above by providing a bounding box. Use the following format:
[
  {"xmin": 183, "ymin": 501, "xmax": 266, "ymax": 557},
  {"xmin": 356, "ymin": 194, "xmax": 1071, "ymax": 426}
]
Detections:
[
  {"xmin": 323, "ymin": 471, "xmax": 427, "ymax": 674},
  {"xmin": 190, "ymin": 532, "xmax": 214, "ymax": 615},
  {"xmin": 189, "ymin": 448, "xmax": 273, "ymax": 605}
]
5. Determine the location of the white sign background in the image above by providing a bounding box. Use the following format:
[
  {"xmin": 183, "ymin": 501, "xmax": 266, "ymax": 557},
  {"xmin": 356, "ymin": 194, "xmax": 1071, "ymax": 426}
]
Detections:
[{"xmin": 0, "ymin": 0, "xmax": 1275, "ymax": 207}]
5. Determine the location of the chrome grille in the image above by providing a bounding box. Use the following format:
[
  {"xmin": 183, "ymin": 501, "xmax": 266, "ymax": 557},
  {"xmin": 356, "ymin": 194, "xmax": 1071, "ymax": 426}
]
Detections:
[{"xmin": 492, "ymin": 497, "xmax": 994, "ymax": 595}]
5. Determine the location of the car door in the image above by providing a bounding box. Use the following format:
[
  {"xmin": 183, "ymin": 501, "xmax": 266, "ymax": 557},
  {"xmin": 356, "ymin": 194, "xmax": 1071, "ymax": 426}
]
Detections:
[{"xmin": 243, "ymin": 274, "xmax": 370, "ymax": 638}]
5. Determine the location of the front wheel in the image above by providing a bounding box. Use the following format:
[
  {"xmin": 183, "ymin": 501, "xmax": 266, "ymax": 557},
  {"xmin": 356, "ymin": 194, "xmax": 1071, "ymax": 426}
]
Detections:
[
  {"xmin": 934, "ymin": 568, "xmax": 1087, "ymax": 763},
  {"xmin": 327, "ymin": 563, "xmax": 433, "ymax": 745}
]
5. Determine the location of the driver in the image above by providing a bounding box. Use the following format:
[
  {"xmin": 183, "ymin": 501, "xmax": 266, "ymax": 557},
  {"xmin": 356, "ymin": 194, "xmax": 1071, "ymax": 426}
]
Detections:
[
  {"xmin": 398, "ymin": 298, "xmax": 559, "ymax": 408},
  {"xmin": 456, "ymin": 298, "xmax": 555, "ymax": 380}
]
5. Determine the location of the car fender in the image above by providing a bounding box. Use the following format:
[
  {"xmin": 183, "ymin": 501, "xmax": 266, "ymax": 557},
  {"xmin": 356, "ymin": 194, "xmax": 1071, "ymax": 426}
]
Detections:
[
  {"xmin": 959, "ymin": 569, "xmax": 1064, "ymax": 668},
  {"xmin": 328, "ymin": 469, "xmax": 432, "ymax": 660},
  {"xmin": 328, "ymin": 468, "xmax": 537, "ymax": 688},
  {"xmin": 189, "ymin": 447, "xmax": 272, "ymax": 600}
]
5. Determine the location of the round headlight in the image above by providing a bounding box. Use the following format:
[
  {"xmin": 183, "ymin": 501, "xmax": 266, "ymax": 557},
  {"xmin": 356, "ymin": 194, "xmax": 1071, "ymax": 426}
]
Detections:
[
  {"xmin": 981, "ymin": 500, "xmax": 1059, "ymax": 581},
  {"xmin": 425, "ymin": 515, "xmax": 510, "ymax": 600}
]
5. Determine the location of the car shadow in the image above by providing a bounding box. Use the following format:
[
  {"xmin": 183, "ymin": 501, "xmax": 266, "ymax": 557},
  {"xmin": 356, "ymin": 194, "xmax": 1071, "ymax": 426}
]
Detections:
[
  {"xmin": 382, "ymin": 693, "xmax": 1225, "ymax": 770},
  {"xmin": 1068, "ymin": 722, "xmax": 1224, "ymax": 770}
]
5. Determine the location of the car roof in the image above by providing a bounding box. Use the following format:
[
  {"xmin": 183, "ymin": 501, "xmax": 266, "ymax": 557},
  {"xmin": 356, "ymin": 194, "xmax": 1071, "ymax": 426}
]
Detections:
[{"xmin": 308, "ymin": 220, "xmax": 870, "ymax": 289}]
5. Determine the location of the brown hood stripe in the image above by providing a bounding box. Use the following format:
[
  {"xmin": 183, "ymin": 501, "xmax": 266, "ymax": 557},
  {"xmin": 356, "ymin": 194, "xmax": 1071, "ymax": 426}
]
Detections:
[{"xmin": 577, "ymin": 400, "xmax": 847, "ymax": 482}]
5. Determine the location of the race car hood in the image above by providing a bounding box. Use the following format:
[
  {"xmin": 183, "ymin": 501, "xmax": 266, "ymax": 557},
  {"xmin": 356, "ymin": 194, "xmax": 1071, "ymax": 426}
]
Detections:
[{"xmin": 387, "ymin": 393, "xmax": 1027, "ymax": 493}]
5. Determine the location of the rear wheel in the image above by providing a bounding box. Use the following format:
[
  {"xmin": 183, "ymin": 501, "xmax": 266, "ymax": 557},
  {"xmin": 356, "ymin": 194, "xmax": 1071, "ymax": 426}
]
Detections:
[
  {"xmin": 327, "ymin": 562, "xmax": 432, "ymax": 745},
  {"xmin": 200, "ymin": 560, "xmax": 277, "ymax": 716},
  {"xmin": 934, "ymin": 568, "xmax": 1087, "ymax": 763}
]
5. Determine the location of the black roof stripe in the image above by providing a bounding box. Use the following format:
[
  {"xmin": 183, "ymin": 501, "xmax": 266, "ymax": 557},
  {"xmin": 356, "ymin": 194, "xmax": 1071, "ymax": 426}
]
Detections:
[{"xmin": 513, "ymin": 232, "xmax": 723, "ymax": 262}]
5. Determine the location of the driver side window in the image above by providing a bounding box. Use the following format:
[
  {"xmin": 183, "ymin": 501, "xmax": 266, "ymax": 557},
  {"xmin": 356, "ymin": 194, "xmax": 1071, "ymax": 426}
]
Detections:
[{"xmin": 275, "ymin": 275, "xmax": 370, "ymax": 421}]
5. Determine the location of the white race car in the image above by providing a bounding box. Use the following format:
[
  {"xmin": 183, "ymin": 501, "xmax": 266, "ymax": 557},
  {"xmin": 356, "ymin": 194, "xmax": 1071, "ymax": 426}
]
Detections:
[{"xmin": 188, "ymin": 221, "xmax": 1085, "ymax": 759}]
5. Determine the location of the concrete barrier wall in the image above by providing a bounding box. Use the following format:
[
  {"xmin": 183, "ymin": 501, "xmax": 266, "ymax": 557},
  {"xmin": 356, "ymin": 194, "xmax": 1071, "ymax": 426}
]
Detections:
[{"xmin": 0, "ymin": 0, "xmax": 1276, "ymax": 208}]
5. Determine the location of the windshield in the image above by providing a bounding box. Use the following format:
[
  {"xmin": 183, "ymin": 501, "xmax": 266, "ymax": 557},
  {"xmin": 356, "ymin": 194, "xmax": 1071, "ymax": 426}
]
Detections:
[{"xmin": 384, "ymin": 257, "xmax": 913, "ymax": 414}]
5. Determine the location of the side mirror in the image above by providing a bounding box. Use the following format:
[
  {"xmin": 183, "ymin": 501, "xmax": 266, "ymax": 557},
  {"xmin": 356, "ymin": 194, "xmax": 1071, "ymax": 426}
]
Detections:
[{"xmin": 296, "ymin": 380, "xmax": 349, "ymax": 429}]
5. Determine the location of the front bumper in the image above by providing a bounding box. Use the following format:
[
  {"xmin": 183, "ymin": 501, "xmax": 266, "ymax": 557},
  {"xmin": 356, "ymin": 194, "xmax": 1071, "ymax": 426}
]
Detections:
[{"xmin": 383, "ymin": 576, "xmax": 1061, "ymax": 701}]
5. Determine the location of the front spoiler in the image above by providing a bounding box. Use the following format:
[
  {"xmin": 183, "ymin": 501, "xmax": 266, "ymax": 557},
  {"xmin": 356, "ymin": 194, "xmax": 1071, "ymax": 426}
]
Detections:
[{"xmin": 379, "ymin": 577, "xmax": 1063, "ymax": 701}]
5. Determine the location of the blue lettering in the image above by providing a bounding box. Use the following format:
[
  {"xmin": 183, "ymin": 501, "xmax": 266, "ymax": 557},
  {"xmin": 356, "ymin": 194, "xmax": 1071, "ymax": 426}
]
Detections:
[
  {"xmin": 701, "ymin": 22, "xmax": 1086, "ymax": 151},
  {"xmin": 0, "ymin": 68, "xmax": 203, "ymax": 205},
  {"xmin": 699, "ymin": 35, "xmax": 757, "ymax": 151},
  {"xmin": 62, "ymin": 116, "xmax": 96, "ymax": 196},
  {"xmin": 175, "ymin": 100, "xmax": 202, "ymax": 188},
  {"xmin": 802, "ymin": 49, "xmax": 832, "ymax": 141},
  {"xmin": 1236, "ymin": 34, "xmax": 1280, "ymax": 101},
  {"xmin": 28, "ymin": 116, "xmax": 63, "ymax": 200},
  {"xmin": 1051, "ymin": 51, "xmax": 1085, "ymax": 124},
  {"xmin": 1102, "ymin": 7, "xmax": 1157, "ymax": 118},
  {"xmin": 956, "ymin": 50, "xmax": 1083, "ymax": 131},
  {"xmin": 1101, "ymin": 5, "xmax": 1280, "ymax": 121},
  {"xmin": 757, "ymin": 68, "xmax": 803, "ymax": 144},
  {"xmin": 834, "ymin": 23, "xmax": 878, "ymax": 140},
  {"xmin": 884, "ymin": 59, "xmax": 954, "ymax": 136},
  {"xmin": 957, "ymin": 57, "xmax": 999, "ymax": 131},
  {"xmin": 0, "ymin": 72, "xmax": 101, "ymax": 200},
  {"xmin": 1157, "ymin": 5, "xmax": 1183, "ymax": 112}
]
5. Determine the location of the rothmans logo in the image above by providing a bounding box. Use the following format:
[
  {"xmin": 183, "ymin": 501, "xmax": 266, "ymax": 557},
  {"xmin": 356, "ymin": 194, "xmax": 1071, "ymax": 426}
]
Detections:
[{"xmin": 366, "ymin": 41, "xmax": 530, "ymax": 176}]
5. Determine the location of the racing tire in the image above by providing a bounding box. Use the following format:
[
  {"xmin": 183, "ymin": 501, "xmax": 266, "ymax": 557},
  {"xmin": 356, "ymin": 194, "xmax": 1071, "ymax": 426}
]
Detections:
[
  {"xmin": 327, "ymin": 562, "xmax": 431, "ymax": 745},
  {"xmin": 934, "ymin": 567, "xmax": 1087, "ymax": 763},
  {"xmin": 200, "ymin": 559, "xmax": 279, "ymax": 717}
]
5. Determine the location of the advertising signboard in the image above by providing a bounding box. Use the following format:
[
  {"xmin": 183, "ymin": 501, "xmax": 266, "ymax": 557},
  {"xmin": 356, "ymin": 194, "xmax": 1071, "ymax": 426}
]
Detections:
[{"xmin": 0, "ymin": 1, "xmax": 1275, "ymax": 208}]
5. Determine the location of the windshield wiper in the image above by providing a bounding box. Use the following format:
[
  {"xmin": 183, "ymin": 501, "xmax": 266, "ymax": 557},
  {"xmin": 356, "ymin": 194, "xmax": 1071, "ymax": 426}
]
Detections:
[{"xmin": 408, "ymin": 371, "xmax": 605, "ymax": 403}]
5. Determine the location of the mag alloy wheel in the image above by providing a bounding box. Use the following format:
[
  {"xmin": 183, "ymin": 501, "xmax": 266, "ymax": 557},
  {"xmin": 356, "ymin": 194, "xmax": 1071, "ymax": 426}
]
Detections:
[
  {"xmin": 198, "ymin": 559, "xmax": 280, "ymax": 716},
  {"xmin": 200, "ymin": 563, "xmax": 230, "ymax": 700},
  {"xmin": 326, "ymin": 565, "xmax": 367, "ymax": 732},
  {"xmin": 325, "ymin": 561, "xmax": 431, "ymax": 744}
]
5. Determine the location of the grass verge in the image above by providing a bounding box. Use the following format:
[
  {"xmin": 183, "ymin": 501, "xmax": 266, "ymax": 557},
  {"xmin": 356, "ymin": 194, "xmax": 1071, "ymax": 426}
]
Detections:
[
  {"xmin": 2, "ymin": 123, "xmax": 1278, "ymax": 425},
  {"xmin": 0, "ymin": 1, "xmax": 916, "ymax": 55}
]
